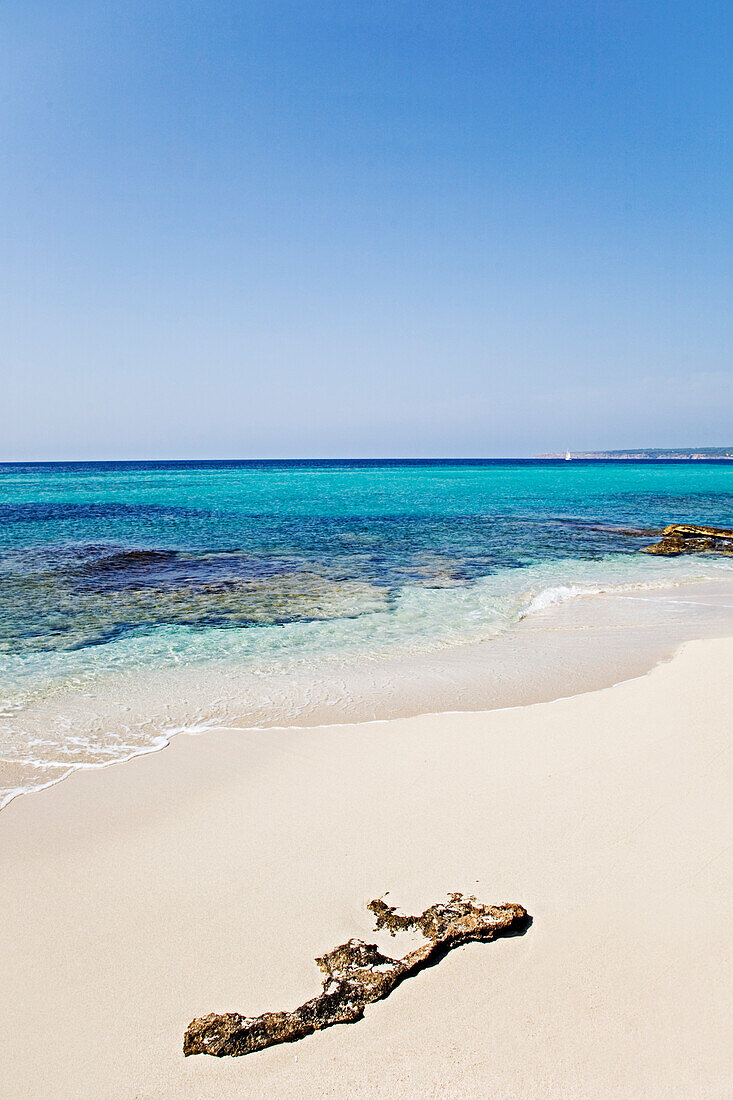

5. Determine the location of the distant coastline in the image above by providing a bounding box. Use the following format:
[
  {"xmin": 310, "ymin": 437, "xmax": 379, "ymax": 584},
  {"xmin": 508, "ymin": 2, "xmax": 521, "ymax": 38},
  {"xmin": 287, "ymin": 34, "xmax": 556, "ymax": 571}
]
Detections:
[
  {"xmin": 2, "ymin": 454, "xmax": 733, "ymax": 467},
  {"xmin": 534, "ymin": 446, "xmax": 733, "ymax": 460}
]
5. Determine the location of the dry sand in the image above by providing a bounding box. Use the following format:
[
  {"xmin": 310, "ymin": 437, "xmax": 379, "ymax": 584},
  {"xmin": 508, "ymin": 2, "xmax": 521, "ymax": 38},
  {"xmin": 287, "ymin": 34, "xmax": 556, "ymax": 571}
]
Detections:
[{"xmin": 1, "ymin": 638, "xmax": 731, "ymax": 1098}]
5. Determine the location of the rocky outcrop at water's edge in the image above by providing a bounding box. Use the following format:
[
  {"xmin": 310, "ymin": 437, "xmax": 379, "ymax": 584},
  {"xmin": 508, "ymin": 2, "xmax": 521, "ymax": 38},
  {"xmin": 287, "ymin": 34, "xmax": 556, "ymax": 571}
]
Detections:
[{"xmin": 642, "ymin": 524, "xmax": 733, "ymax": 556}]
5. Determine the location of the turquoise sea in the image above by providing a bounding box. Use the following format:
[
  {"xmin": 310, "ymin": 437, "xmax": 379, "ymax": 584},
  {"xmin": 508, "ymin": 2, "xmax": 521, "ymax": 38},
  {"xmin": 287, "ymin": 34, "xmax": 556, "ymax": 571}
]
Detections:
[{"xmin": 1, "ymin": 459, "xmax": 732, "ymax": 806}]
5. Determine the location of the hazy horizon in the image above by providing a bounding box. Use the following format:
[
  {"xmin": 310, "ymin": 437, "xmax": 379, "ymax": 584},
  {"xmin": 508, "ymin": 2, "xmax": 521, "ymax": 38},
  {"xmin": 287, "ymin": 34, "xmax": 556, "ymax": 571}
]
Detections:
[{"xmin": 1, "ymin": 449, "xmax": 732, "ymax": 465}]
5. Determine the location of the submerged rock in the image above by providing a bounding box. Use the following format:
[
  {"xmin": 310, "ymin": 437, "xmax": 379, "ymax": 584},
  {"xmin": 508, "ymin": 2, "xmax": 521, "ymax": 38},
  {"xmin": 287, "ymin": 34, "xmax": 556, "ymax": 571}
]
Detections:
[
  {"xmin": 642, "ymin": 524, "xmax": 733, "ymax": 556},
  {"xmin": 183, "ymin": 893, "xmax": 530, "ymax": 1058}
]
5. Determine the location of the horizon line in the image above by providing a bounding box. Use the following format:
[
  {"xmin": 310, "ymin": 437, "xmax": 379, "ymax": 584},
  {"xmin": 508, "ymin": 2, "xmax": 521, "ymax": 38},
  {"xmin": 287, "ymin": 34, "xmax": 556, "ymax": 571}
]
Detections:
[{"xmin": 1, "ymin": 453, "xmax": 732, "ymax": 466}]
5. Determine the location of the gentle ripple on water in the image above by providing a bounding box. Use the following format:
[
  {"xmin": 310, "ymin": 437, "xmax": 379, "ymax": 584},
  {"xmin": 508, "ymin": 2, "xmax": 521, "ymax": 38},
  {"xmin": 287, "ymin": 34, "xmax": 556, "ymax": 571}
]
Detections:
[{"xmin": 1, "ymin": 460, "xmax": 731, "ymax": 806}]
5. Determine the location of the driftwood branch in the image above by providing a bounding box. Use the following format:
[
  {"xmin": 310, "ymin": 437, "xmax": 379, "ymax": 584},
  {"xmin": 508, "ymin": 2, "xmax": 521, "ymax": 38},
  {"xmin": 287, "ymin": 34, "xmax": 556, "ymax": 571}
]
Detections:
[{"xmin": 183, "ymin": 893, "xmax": 530, "ymax": 1058}]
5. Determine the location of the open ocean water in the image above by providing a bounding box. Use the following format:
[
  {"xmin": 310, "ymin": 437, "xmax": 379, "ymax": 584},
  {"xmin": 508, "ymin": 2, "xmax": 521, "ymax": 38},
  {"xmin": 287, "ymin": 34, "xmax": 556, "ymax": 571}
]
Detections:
[{"xmin": 1, "ymin": 459, "xmax": 732, "ymax": 807}]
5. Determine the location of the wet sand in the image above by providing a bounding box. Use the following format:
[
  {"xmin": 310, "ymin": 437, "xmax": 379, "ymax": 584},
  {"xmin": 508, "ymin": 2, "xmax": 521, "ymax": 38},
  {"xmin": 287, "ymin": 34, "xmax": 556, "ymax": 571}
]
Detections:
[{"xmin": 4, "ymin": 576, "xmax": 733, "ymax": 811}]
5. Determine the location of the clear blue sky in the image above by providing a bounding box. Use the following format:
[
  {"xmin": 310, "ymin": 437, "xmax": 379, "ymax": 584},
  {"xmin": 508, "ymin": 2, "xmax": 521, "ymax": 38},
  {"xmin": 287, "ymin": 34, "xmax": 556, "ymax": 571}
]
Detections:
[{"xmin": 2, "ymin": 1, "xmax": 731, "ymax": 459}]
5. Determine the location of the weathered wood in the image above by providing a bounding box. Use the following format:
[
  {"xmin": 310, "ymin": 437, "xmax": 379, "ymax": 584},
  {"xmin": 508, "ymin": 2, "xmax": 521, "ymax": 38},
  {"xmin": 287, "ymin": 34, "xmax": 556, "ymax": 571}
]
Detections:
[{"xmin": 183, "ymin": 894, "xmax": 530, "ymax": 1058}]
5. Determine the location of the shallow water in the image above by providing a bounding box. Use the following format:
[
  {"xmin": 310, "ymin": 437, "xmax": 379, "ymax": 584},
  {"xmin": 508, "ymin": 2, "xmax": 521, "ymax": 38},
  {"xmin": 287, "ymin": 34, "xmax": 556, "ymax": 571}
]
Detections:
[{"xmin": 1, "ymin": 459, "xmax": 731, "ymax": 806}]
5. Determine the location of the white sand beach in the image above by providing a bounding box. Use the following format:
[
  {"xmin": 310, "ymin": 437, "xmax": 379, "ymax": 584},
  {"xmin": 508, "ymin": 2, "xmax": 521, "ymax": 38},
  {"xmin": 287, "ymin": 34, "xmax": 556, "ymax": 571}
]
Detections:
[{"xmin": 1, "ymin": 637, "xmax": 731, "ymax": 1098}]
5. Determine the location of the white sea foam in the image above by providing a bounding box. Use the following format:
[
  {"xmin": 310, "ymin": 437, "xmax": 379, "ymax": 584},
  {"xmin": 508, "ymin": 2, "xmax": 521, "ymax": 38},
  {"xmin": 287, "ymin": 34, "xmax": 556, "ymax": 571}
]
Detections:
[
  {"xmin": 2, "ymin": 552, "xmax": 733, "ymax": 810},
  {"xmin": 521, "ymin": 576, "xmax": 680, "ymax": 616}
]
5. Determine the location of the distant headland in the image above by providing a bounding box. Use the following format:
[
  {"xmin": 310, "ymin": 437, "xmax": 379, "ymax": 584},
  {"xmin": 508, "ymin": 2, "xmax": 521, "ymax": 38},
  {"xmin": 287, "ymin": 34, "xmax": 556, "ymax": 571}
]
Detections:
[{"xmin": 534, "ymin": 447, "xmax": 733, "ymax": 460}]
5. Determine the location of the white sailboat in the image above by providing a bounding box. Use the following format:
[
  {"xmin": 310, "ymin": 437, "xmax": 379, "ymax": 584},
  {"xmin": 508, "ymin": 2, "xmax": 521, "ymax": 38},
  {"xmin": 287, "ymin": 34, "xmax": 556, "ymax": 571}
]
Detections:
[{"xmin": 565, "ymin": 449, "xmax": 572, "ymax": 461}]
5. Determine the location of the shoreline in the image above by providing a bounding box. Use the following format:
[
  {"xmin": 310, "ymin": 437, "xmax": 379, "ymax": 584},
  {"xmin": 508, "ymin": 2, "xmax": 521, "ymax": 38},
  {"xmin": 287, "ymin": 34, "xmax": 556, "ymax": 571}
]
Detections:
[
  {"xmin": 1, "ymin": 635, "xmax": 731, "ymax": 1097},
  {"xmin": 3, "ymin": 573, "xmax": 733, "ymax": 812}
]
